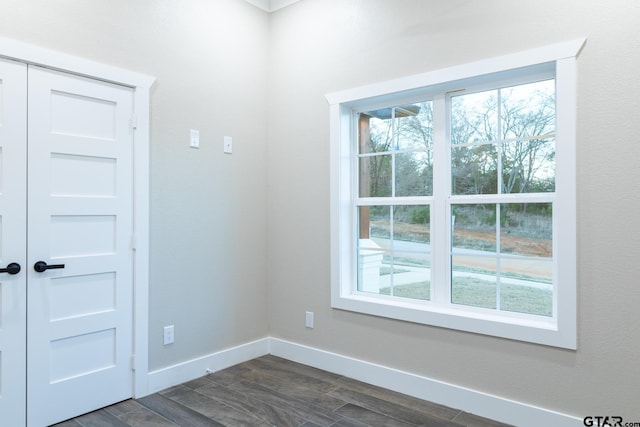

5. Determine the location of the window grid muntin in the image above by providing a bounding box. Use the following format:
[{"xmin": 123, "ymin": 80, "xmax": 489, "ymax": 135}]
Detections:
[
  {"xmin": 449, "ymin": 78, "xmax": 556, "ymax": 197},
  {"xmin": 355, "ymin": 202, "xmax": 433, "ymax": 302},
  {"xmin": 448, "ymin": 200, "xmax": 553, "ymax": 317},
  {"xmin": 446, "ymin": 78, "xmax": 556, "ymax": 317},
  {"xmin": 357, "ymin": 103, "xmax": 434, "ymax": 199},
  {"xmin": 356, "ymin": 103, "xmax": 434, "ymax": 303},
  {"xmin": 354, "ymin": 77, "xmax": 557, "ymax": 315}
]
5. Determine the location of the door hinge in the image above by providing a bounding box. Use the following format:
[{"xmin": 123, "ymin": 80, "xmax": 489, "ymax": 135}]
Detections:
[
  {"xmin": 130, "ymin": 355, "xmax": 136, "ymax": 371},
  {"xmin": 130, "ymin": 114, "xmax": 138, "ymax": 130},
  {"xmin": 130, "ymin": 234, "xmax": 137, "ymax": 251}
]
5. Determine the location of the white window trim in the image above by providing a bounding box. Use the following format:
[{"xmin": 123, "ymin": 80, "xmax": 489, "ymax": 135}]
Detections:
[{"xmin": 327, "ymin": 39, "xmax": 585, "ymax": 349}]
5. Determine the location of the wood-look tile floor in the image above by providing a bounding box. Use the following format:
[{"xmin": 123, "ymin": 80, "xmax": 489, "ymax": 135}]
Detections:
[{"xmin": 53, "ymin": 355, "xmax": 511, "ymax": 427}]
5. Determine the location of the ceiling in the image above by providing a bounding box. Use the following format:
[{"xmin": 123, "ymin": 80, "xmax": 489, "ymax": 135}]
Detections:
[{"xmin": 245, "ymin": 0, "xmax": 301, "ymax": 12}]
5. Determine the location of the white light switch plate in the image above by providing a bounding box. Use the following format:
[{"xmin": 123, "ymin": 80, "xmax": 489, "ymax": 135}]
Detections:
[
  {"xmin": 224, "ymin": 136, "xmax": 233, "ymax": 154},
  {"xmin": 190, "ymin": 129, "xmax": 200, "ymax": 148}
]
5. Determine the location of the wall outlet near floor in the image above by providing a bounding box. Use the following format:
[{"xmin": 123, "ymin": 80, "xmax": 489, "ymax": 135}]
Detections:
[
  {"xmin": 163, "ymin": 325, "xmax": 175, "ymax": 345},
  {"xmin": 305, "ymin": 311, "xmax": 314, "ymax": 329}
]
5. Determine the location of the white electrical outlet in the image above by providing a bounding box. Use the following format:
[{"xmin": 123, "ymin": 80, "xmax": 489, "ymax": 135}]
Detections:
[
  {"xmin": 163, "ymin": 325, "xmax": 175, "ymax": 345},
  {"xmin": 305, "ymin": 311, "xmax": 314, "ymax": 329}
]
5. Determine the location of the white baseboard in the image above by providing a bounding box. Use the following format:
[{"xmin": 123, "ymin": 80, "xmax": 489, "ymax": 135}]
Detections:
[
  {"xmin": 145, "ymin": 338, "xmax": 270, "ymax": 395},
  {"xmin": 269, "ymin": 338, "xmax": 583, "ymax": 427},
  {"xmin": 144, "ymin": 336, "xmax": 582, "ymax": 426}
]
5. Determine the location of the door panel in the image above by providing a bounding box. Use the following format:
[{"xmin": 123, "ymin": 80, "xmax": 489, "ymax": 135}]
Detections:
[
  {"xmin": 0, "ymin": 58, "xmax": 27, "ymax": 427},
  {"xmin": 26, "ymin": 66, "xmax": 134, "ymax": 427}
]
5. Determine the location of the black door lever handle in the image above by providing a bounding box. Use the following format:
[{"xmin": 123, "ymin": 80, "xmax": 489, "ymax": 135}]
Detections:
[
  {"xmin": 34, "ymin": 261, "xmax": 65, "ymax": 273},
  {"xmin": 0, "ymin": 263, "xmax": 21, "ymax": 275}
]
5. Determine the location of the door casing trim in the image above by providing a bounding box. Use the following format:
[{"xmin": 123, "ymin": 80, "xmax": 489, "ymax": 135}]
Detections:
[{"xmin": 0, "ymin": 35, "xmax": 155, "ymax": 398}]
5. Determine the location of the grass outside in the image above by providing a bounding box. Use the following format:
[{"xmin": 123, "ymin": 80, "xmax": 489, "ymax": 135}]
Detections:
[
  {"xmin": 379, "ymin": 277, "xmax": 552, "ymax": 316},
  {"xmin": 380, "ymin": 281, "xmax": 430, "ymax": 300},
  {"xmin": 452, "ymin": 277, "xmax": 552, "ymax": 316},
  {"xmin": 370, "ymin": 218, "xmax": 552, "ymax": 316}
]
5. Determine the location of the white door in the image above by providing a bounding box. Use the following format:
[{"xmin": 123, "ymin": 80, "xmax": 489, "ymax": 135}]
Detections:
[
  {"xmin": 0, "ymin": 62, "xmax": 135, "ymax": 427},
  {"xmin": 0, "ymin": 57, "xmax": 28, "ymax": 427}
]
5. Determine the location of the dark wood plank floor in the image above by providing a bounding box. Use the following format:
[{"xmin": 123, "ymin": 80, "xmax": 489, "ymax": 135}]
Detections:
[{"xmin": 53, "ymin": 355, "xmax": 511, "ymax": 427}]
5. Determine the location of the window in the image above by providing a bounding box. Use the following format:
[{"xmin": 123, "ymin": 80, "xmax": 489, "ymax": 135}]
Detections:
[{"xmin": 328, "ymin": 40, "xmax": 584, "ymax": 349}]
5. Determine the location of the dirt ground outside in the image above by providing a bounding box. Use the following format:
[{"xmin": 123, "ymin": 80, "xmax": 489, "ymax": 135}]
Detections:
[{"xmin": 372, "ymin": 220, "xmax": 552, "ymax": 279}]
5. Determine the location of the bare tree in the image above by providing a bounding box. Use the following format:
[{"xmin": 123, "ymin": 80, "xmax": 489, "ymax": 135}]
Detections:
[
  {"xmin": 361, "ymin": 81, "xmax": 555, "ymax": 201},
  {"xmin": 450, "ymin": 80, "xmax": 555, "ymax": 196}
]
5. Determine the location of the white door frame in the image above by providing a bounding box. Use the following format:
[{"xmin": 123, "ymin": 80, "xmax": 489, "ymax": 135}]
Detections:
[{"xmin": 0, "ymin": 35, "xmax": 154, "ymax": 398}]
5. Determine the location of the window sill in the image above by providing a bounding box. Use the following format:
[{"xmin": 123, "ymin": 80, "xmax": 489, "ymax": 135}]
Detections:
[{"xmin": 332, "ymin": 292, "xmax": 574, "ymax": 349}]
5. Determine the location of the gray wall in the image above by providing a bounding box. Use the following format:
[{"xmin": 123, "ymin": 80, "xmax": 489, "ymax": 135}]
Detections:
[
  {"xmin": 0, "ymin": 0, "xmax": 271, "ymax": 370},
  {"xmin": 267, "ymin": 0, "xmax": 640, "ymax": 419},
  {"xmin": 2, "ymin": 0, "xmax": 638, "ymax": 420}
]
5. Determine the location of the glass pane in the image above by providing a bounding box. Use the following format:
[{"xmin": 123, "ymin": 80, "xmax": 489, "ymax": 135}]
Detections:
[
  {"xmin": 362, "ymin": 114, "xmax": 393, "ymax": 154},
  {"xmin": 381, "ymin": 253, "xmax": 430, "ymax": 301},
  {"xmin": 366, "ymin": 206, "xmax": 391, "ymax": 240},
  {"xmin": 396, "ymin": 102, "xmax": 433, "ymax": 150},
  {"xmin": 358, "ymin": 205, "xmax": 431, "ymax": 301},
  {"xmin": 451, "ymin": 89, "xmax": 498, "ymax": 145},
  {"xmin": 451, "ymin": 203, "xmax": 553, "ymax": 315},
  {"xmin": 359, "ymin": 154, "xmax": 392, "ymax": 197},
  {"xmin": 500, "ymin": 257, "xmax": 553, "ymax": 317},
  {"xmin": 499, "ymin": 202, "xmax": 553, "ymax": 316},
  {"xmin": 393, "ymin": 205, "xmax": 431, "ymax": 301},
  {"xmin": 451, "ymin": 144, "xmax": 498, "ymax": 195},
  {"xmin": 357, "ymin": 247, "xmax": 389, "ymax": 294},
  {"xmin": 500, "ymin": 256, "xmax": 553, "ymax": 285},
  {"xmin": 452, "ymin": 255, "xmax": 497, "ymax": 309},
  {"xmin": 357, "ymin": 206, "xmax": 390, "ymax": 294},
  {"xmin": 452, "ymin": 204, "xmax": 497, "ymax": 253},
  {"xmin": 393, "ymin": 205, "xmax": 430, "ymax": 245},
  {"xmin": 500, "ymin": 203, "xmax": 552, "ymax": 256},
  {"xmin": 395, "ymin": 151, "xmax": 432, "ymax": 196},
  {"xmin": 502, "ymin": 139, "xmax": 555, "ymax": 193},
  {"xmin": 358, "ymin": 112, "xmax": 393, "ymax": 197},
  {"xmin": 500, "ymin": 80, "xmax": 555, "ymax": 141}
]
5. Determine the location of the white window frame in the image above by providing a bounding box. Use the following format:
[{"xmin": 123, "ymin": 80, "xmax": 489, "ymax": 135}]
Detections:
[{"xmin": 327, "ymin": 39, "xmax": 585, "ymax": 349}]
